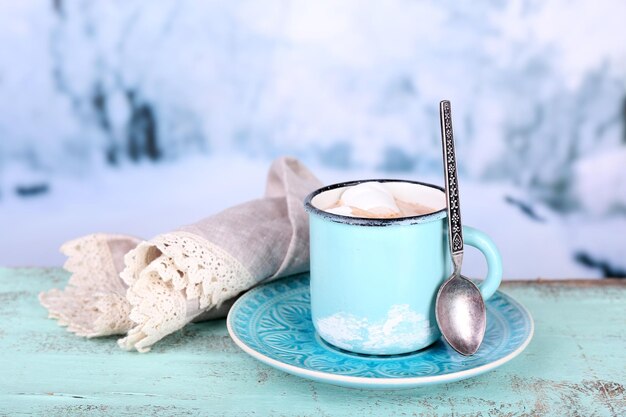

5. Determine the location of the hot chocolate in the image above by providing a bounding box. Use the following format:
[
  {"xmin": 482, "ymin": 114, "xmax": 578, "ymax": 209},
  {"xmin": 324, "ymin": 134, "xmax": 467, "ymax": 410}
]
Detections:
[{"xmin": 322, "ymin": 181, "xmax": 436, "ymax": 219}]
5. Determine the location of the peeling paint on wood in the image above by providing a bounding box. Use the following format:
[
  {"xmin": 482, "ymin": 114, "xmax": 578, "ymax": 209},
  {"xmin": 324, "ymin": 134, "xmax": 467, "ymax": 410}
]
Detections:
[{"xmin": 0, "ymin": 268, "xmax": 624, "ymax": 416}]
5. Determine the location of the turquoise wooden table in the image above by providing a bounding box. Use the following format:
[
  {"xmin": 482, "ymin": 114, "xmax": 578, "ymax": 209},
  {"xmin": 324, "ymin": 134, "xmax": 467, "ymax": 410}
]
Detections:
[{"xmin": 0, "ymin": 268, "xmax": 624, "ymax": 416}]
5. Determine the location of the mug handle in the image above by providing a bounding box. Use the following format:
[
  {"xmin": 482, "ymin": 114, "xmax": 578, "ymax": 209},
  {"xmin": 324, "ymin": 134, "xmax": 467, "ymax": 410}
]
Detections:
[{"xmin": 462, "ymin": 226, "xmax": 503, "ymax": 300}]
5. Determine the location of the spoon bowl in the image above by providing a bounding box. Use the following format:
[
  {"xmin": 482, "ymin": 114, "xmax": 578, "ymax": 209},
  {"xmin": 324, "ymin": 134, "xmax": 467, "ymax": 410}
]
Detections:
[{"xmin": 436, "ymin": 274, "xmax": 487, "ymax": 355}]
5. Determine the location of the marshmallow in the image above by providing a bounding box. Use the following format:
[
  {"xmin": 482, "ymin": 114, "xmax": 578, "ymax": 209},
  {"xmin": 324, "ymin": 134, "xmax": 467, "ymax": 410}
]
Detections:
[{"xmin": 339, "ymin": 182, "xmax": 400, "ymax": 216}]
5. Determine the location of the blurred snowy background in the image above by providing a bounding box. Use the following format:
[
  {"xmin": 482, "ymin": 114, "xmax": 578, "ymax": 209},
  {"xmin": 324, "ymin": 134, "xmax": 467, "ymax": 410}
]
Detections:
[{"xmin": 1, "ymin": 0, "xmax": 625, "ymax": 278}]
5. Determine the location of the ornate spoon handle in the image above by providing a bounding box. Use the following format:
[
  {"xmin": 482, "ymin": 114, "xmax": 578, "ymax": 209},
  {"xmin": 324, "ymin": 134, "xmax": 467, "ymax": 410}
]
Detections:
[{"xmin": 440, "ymin": 100, "xmax": 464, "ymax": 271}]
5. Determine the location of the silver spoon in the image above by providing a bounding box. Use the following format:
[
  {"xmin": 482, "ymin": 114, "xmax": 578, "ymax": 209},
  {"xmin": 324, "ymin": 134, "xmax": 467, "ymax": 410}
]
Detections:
[{"xmin": 435, "ymin": 100, "xmax": 487, "ymax": 356}]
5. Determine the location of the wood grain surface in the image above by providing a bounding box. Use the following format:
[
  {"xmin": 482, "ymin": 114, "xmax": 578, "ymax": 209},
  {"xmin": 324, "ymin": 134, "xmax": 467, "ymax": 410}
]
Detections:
[{"xmin": 0, "ymin": 268, "xmax": 624, "ymax": 416}]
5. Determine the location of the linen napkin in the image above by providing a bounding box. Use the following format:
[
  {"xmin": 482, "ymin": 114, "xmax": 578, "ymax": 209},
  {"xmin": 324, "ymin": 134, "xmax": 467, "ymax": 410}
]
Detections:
[{"xmin": 39, "ymin": 157, "xmax": 322, "ymax": 352}]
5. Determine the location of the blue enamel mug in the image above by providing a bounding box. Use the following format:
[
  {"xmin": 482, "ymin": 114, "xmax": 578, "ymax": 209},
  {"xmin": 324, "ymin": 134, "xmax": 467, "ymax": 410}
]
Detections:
[{"xmin": 304, "ymin": 179, "xmax": 502, "ymax": 355}]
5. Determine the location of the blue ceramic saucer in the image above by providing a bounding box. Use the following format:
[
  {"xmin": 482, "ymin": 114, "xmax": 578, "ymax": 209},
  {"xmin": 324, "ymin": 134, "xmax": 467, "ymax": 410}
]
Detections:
[{"xmin": 227, "ymin": 274, "xmax": 533, "ymax": 389}]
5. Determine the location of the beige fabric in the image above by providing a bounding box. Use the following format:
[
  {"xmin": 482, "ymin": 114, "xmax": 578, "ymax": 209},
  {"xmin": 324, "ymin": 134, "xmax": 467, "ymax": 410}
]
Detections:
[{"xmin": 39, "ymin": 157, "xmax": 322, "ymax": 352}]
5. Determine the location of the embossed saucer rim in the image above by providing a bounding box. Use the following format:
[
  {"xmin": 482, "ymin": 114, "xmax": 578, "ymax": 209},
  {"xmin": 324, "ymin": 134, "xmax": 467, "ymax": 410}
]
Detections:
[{"xmin": 227, "ymin": 282, "xmax": 534, "ymax": 388}]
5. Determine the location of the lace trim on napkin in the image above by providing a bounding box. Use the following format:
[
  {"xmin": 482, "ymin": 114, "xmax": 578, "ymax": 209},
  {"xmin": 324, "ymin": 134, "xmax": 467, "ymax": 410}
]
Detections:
[
  {"xmin": 118, "ymin": 231, "xmax": 254, "ymax": 352},
  {"xmin": 38, "ymin": 234, "xmax": 139, "ymax": 337}
]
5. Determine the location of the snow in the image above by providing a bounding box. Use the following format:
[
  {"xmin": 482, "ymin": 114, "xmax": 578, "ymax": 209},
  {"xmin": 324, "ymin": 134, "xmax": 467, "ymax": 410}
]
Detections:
[
  {"xmin": 0, "ymin": 154, "xmax": 601, "ymax": 278},
  {"xmin": 2, "ymin": 1, "xmax": 625, "ymax": 177},
  {"xmin": 574, "ymin": 149, "xmax": 626, "ymax": 216},
  {"xmin": 0, "ymin": 1, "xmax": 625, "ymax": 277}
]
